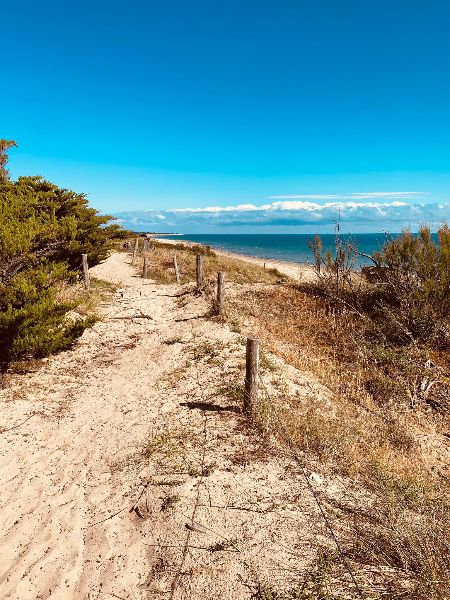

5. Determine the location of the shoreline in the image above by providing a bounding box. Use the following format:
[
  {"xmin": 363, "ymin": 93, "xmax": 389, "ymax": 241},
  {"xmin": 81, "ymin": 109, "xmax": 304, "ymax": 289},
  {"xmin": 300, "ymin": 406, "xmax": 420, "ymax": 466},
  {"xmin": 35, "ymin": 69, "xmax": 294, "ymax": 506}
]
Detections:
[{"xmin": 152, "ymin": 236, "xmax": 316, "ymax": 281}]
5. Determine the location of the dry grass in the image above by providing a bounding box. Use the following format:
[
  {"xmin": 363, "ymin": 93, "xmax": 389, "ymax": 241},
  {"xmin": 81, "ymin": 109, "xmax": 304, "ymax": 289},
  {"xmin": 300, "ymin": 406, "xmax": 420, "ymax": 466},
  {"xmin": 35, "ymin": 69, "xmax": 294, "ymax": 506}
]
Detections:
[
  {"xmin": 135, "ymin": 427, "xmax": 204, "ymax": 477},
  {"xmin": 227, "ymin": 284, "xmax": 450, "ymax": 599},
  {"xmin": 248, "ymin": 551, "xmax": 346, "ymax": 599},
  {"xmin": 55, "ymin": 276, "xmax": 118, "ymax": 316},
  {"xmin": 130, "ymin": 238, "xmax": 287, "ymax": 286}
]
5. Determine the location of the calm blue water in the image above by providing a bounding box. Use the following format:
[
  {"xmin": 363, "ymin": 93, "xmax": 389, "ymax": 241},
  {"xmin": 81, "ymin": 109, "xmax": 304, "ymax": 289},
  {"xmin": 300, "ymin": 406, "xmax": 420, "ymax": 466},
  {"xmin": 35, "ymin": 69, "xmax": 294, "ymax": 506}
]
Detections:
[{"xmin": 157, "ymin": 233, "xmax": 393, "ymax": 267}]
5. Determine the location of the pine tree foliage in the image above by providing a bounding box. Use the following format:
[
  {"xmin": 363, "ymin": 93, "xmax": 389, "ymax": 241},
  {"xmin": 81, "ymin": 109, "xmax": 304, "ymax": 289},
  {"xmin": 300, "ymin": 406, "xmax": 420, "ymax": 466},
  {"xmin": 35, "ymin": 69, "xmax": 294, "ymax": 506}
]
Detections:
[
  {"xmin": 0, "ymin": 139, "xmax": 17, "ymax": 181},
  {"xmin": 0, "ymin": 176, "xmax": 126, "ymax": 364}
]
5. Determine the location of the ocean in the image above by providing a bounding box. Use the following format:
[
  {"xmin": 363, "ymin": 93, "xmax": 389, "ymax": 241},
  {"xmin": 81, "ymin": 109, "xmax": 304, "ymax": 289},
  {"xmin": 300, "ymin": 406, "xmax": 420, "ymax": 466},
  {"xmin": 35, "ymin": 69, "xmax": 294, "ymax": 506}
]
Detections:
[{"xmin": 156, "ymin": 233, "xmax": 398, "ymax": 267}]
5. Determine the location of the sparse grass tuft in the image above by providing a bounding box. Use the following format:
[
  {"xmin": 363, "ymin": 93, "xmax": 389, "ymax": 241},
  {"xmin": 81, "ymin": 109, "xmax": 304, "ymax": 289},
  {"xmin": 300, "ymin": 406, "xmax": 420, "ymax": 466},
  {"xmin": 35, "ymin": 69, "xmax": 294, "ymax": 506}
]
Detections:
[
  {"xmin": 208, "ymin": 538, "xmax": 239, "ymax": 552},
  {"xmin": 249, "ymin": 550, "xmax": 347, "ymax": 599},
  {"xmin": 139, "ymin": 427, "xmax": 203, "ymax": 477},
  {"xmin": 218, "ymin": 382, "xmax": 244, "ymax": 405},
  {"xmin": 164, "ymin": 336, "xmax": 183, "ymax": 345},
  {"xmin": 141, "ymin": 431, "xmax": 180, "ymax": 461},
  {"xmin": 160, "ymin": 493, "xmax": 180, "ymax": 512},
  {"xmin": 266, "ymin": 267, "xmax": 290, "ymax": 282},
  {"xmin": 260, "ymin": 349, "xmax": 279, "ymax": 373}
]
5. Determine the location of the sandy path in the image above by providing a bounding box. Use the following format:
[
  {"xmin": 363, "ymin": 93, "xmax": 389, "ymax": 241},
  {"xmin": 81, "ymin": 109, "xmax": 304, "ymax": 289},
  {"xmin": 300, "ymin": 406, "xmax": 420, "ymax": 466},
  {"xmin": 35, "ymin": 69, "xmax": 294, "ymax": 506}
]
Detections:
[{"xmin": 0, "ymin": 252, "xmax": 332, "ymax": 599}]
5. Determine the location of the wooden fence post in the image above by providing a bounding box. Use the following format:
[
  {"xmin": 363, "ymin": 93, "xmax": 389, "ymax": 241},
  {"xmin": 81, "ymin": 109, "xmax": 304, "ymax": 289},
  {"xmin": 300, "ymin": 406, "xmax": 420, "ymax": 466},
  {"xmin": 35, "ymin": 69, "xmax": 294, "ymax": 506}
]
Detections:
[
  {"xmin": 173, "ymin": 254, "xmax": 181, "ymax": 284},
  {"xmin": 217, "ymin": 271, "xmax": 225, "ymax": 315},
  {"xmin": 81, "ymin": 253, "xmax": 90, "ymax": 290},
  {"xmin": 143, "ymin": 257, "xmax": 148, "ymax": 278},
  {"xmin": 244, "ymin": 337, "xmax": 259, "ymax": 414},
  {"xmin": 196, "ymin": 254, "xmax": 203, "ymax": 288},
  {"xmin": 132, "ymin": 237, "xmax": 139, "ymax": 265},
  {"xmin": 143, "ymin": 238, "xmax": 149, "ymax": 251}
]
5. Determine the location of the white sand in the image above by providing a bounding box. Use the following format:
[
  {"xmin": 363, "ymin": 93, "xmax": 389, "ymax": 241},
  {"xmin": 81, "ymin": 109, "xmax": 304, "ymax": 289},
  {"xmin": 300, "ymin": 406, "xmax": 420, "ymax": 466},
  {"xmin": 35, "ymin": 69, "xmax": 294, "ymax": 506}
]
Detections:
[{"xmin": 0, "ymin": 252, "xmax": 334, "ymax": 599}]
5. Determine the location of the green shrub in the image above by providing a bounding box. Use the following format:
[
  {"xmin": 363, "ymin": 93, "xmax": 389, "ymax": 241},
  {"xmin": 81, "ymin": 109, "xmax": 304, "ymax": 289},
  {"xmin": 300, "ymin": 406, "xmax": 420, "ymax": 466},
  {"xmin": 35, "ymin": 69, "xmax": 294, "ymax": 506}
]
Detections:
[
  {"xmin": 307, "ymin": 224, "xmax": 450, "ymax": 348},
  {"xmin": 0, "ymin": 176, "xmax": 125, "ymax": 365},
  {"xmin": 372, "ymin": 225, "xmax": 450, "ymax": 345}
]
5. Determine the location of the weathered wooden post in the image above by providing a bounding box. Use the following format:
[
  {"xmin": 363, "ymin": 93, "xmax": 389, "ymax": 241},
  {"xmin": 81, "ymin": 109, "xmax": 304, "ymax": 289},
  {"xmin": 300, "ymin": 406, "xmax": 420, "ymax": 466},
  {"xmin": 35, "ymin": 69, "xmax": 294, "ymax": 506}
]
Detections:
[
  {"xmin": 196, "ymin": 254, "xmax": 203, "ymax": 288},
  {"xmin": 173, "ymin": 254, "xmax": 180, "ymax": 284},
  {"xmin": 244, "ymin": 337, "xmax": 259, "ymax": 414},
  {"xmin": 143, "ymin": 238, "xmax": 149, "ymax": 251},
  {"xmin": 81, "ymin": 253, "xmax": 90, "ymax": 290},
  {"xmin": 143, "ymin": 257, "xmax": 148, "ymax": 278},
  {"xmin": 217, "ymin": 271, "xmax": 225, "ymax": 315},
  {"xmin": 132, "ymin": 237, "xmax": 139, "ymax": 265}
]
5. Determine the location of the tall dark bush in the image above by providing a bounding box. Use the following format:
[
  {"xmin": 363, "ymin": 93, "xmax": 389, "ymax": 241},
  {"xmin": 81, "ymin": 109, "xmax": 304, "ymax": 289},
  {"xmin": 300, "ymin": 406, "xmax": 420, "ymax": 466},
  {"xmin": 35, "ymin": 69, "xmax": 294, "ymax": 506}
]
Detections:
[{"xmin": 0, "ymin": 176, "xmax": 125, "ymax": 364}]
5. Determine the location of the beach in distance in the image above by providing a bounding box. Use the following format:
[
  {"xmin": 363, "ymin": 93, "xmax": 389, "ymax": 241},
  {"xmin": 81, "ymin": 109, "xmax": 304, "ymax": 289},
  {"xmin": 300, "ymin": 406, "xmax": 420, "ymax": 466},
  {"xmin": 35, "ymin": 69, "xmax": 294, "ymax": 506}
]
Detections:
[
  {"xmin": 153, "ymin": 234, "xmax": 318, "ymax": 280},
  {"xmin": 153, "ymin": 232, "xmax": 407, "ymax": 272}
]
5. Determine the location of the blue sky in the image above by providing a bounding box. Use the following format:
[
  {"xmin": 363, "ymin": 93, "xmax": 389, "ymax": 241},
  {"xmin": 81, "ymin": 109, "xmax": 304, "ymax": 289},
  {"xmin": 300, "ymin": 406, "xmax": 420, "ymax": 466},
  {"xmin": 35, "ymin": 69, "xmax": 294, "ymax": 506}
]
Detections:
[{"xmin": 2, "ymin": 0, "xmax": 450, "ymax": 232}]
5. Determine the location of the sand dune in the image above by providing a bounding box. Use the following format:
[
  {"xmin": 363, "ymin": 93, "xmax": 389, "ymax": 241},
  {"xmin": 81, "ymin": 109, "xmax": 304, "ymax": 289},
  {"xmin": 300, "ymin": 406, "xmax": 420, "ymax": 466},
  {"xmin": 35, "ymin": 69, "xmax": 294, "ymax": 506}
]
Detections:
[{"xmin": 0, "ymin": 252, "xmax": 333, "ymax": 599}]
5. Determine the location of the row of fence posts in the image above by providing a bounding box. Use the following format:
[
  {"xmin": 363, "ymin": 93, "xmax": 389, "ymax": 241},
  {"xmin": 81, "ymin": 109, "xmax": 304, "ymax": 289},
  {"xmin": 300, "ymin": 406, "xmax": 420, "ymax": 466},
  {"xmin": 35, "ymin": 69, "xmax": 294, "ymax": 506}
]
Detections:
[
  {"xmin": 131, "ymin": 236, "xmax": 153, "ymax": 265},
  {"xmin": 80, "ymin": 244, "xmax": 260, "ymax": 416}
]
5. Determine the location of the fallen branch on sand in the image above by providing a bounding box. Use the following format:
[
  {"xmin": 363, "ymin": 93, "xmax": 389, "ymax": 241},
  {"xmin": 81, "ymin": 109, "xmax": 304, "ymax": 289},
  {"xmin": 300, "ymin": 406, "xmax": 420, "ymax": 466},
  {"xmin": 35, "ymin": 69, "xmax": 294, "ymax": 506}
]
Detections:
[
  {"xmin": 109, "ymin": 312, "xmax": 154, "ymax": 320},
  {"xmin": 0, "ymin": 414, "xmax": 35, "ymax": 434}
]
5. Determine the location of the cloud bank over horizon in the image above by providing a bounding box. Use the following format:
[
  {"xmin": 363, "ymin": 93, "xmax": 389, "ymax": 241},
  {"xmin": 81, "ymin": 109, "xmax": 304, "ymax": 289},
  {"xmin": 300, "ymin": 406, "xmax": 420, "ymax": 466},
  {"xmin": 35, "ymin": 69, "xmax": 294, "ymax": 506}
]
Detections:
[{"xmin": 113, "ymin": 192, "xmax": 449, "ymax": 233}]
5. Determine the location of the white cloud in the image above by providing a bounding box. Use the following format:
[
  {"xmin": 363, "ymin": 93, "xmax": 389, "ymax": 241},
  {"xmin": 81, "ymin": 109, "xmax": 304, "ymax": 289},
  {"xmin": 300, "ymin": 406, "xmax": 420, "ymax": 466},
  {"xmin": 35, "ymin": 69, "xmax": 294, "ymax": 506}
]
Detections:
[
  {"xmin": 168, "ymin": 199, "xmax": 410, "ymax": 214},
  {"xmin": 170, "ymin": 203, "xmax": 262, "ymax": 213},
  {"xmin": 113, "ymin": 194, "xmax": 448, "ymax": 232}
]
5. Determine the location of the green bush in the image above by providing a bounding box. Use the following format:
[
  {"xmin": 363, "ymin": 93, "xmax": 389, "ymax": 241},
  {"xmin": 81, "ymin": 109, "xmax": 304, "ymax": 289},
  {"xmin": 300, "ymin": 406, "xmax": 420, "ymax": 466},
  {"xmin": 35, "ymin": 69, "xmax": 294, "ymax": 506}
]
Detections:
[
  {"xmin": 307, "ymin": 224, "xmax": 450, "ymax": 348},
  {"xmin": 0, "ymin": 176, "xmax": 125, "ymax": 365},
  {"xmin": 372, "ymin": 225, "xmax": 450, "ymax": 345}
]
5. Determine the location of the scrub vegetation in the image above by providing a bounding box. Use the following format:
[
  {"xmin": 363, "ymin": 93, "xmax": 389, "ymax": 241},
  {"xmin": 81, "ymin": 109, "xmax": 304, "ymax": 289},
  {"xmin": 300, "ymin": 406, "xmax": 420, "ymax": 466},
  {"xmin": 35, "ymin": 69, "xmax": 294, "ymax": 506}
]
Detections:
[{"xmin": 0, "ymin": 141, "xmax": 126, "ymax": 367}]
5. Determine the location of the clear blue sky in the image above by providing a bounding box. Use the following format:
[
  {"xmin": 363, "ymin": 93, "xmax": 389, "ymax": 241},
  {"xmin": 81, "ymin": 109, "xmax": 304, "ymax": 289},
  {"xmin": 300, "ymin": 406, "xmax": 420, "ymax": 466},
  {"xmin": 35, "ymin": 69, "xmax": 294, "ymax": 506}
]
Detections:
[{"xmin": 2, "ymin": 0, "xmax": 450, "ymax": 231}]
